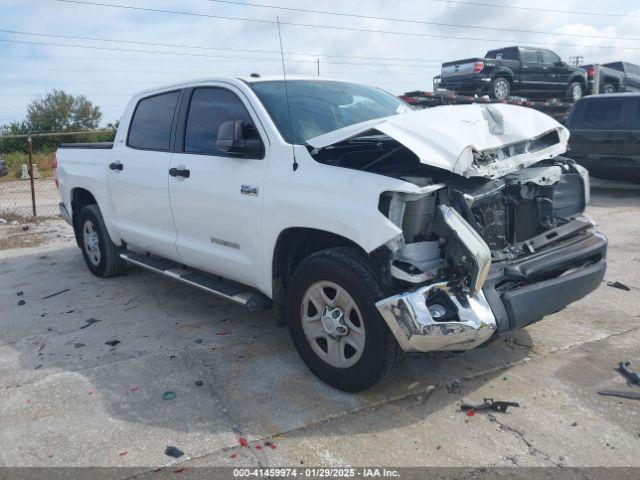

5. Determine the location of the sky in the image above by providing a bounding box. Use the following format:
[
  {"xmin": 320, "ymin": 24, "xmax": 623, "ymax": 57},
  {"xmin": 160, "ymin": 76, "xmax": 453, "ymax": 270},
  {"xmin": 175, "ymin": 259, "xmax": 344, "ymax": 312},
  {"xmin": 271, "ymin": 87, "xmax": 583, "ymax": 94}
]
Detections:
[{"xmin": 1, "ymin": 0, "xmax": 639, "ymax": 127}]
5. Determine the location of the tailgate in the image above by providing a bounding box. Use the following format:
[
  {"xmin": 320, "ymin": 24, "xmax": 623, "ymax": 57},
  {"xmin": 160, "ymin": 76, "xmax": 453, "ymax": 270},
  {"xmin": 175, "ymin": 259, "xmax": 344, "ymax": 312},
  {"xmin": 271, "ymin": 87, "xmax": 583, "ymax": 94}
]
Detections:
[{"xmin": 441, "ymin": 58, "xmax": 484, "ymax": 78}]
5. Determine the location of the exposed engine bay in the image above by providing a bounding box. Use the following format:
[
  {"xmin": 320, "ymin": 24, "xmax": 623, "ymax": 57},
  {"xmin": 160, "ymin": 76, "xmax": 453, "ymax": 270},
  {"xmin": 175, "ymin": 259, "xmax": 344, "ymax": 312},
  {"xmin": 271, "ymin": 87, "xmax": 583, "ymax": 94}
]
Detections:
[{"xmin": 308, "ymin": 105, "xmax": 606, "ymax": 352}]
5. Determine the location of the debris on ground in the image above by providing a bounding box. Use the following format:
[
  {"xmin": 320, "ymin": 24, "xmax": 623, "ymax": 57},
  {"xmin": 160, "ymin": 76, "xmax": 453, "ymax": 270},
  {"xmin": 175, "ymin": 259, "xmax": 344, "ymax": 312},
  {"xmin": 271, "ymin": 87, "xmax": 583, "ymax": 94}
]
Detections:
[
  {"xmin": 162, "ymin": 391, "xmax": 176, "ymax": 400},
  {"xmin": 461, "ymin": 398, "xmax": 520, "ymax": 413},
  {"xmin": 173, "ymin": 468, "xmax": 187, "ymax": 473},
  {"xmin": 598, "ymin": 390, "xmax": 640, "ymax": 400},
  {"xmin": 80, "ymin": 318, "xmax": 101, "ymax": 329},
  {"xmin": 216, "ymin": 331, "xmax": 231, "ymax": 336},
  {"xmin": 229, "ymin": 453, "xmax": 237, "ymax": 459},
  {"xmin": 74, "ymin": 343, "xmax": 86, "ymax": 349},
  {"xmin": 105, "ymin": 340, "xmax": 121, "ymax": 347},
  {"xmin": 607, "ymin": 281, "xmax": 631, "ymax": 291},
  {"xmin": 41, "ymin": 288, "xmax": 70, "ymax": 300},
  {"xmin": 618, "ymin": 361, "xmax": 640, "ymax": 385},
  {"xmin": 193, "ymin": 338, "xmax": 203, "ymax": 344},
  {"xmin": 16, "ymin": 291, "xmax": 23, "ymax": 296},
  {"xmin": 195, "ymin": 380, "xmax": 203, "ymax": 387},
  {"xmin": 17, "ymin": 299, "xmax": 25, "ymax": 306},
  {"xmin": 118, "ymin": 452, "xmax": 128, "ymax": 456},
  {"xmin": 238, "ymin": 438, "xmax": 249, "ymax": 447},
  {"xmin": 164, "ymin": 446, "xmax": 184, "ymax": 458}
]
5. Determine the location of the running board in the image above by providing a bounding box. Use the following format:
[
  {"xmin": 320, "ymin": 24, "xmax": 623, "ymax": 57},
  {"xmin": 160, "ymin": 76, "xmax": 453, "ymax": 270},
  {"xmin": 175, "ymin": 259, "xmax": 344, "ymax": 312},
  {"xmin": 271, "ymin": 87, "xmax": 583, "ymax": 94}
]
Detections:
[{"xmin": 120, "ymin": 252, "xmax": 272, "ymax": 310}]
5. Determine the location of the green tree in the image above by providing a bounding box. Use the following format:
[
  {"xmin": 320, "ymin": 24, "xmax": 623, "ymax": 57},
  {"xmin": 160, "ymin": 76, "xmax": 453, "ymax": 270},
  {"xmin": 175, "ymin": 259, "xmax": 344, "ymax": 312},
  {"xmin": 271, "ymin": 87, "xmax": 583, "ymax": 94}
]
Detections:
[{"xmin": 26, "ymin": 89, "xmax": 101, "ymax": 133}]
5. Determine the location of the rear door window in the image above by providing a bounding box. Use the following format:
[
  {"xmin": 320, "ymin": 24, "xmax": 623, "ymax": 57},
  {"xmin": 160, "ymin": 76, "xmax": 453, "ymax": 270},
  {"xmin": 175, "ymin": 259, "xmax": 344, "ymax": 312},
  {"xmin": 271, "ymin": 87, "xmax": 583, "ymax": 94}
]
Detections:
[
  {"xmin": 128, "ymin": 91, "xmax": 181, "ymax": 150},
  {"xmin": 520, "ymin": 48, "xmax": 540, "ymax": 64},
  {"xmin": 574, "ymin": 99, "xmax": 624, "ymax": 130}
]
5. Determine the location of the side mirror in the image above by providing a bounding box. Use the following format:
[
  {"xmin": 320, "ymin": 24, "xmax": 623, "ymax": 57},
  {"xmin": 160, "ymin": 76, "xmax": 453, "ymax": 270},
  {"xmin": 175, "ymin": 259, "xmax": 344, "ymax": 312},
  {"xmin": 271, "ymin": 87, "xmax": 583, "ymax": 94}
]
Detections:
[{"xmin": 216, "ymin": 120, "xmax": 263, "ymax": 158}]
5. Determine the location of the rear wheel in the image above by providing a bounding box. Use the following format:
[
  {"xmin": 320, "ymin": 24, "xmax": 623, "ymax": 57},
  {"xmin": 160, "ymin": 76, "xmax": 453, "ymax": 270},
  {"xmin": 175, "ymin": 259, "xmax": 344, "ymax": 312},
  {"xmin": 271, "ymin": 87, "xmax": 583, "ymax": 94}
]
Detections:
[
  {"xmin": 490, "ymin": 77, "xmax": 511, "ymax": 100},
  {"xmin": 286, "ymin": 248, "xmax": 403, "ymax": 392},
  {"xmin": 602, "ymin": 83, "xmax": 617, "ymax": 94},
  {"xmin": 77, "ymin": 204, "xmax": 126, "ymax": 278}
]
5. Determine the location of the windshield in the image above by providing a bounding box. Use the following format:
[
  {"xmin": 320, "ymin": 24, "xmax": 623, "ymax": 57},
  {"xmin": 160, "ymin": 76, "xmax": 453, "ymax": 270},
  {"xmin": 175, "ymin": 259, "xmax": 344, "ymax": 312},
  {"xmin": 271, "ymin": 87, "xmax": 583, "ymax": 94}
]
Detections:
[{"xmin": 248, "ymin": 80, "xmax": 411, "ymax": 144}]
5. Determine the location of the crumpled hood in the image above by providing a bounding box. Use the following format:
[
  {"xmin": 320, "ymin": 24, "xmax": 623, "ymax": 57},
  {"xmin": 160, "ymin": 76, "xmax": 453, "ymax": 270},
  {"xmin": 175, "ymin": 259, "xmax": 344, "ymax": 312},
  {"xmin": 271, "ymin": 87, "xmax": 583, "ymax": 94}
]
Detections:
[{"xmin": 306, "ymin": 103, "xmax": 569, "ymax": 179}]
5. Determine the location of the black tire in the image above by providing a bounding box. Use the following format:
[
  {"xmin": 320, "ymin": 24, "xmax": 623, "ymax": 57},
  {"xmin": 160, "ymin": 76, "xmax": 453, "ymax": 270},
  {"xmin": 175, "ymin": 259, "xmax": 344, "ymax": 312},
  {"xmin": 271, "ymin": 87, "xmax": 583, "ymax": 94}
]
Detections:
[
  {"xmin": 489, "ymin": 77, "xmax": 510, "ymax": 100},
  {"xmin": 286, "ymin": 247, "xmax": 403, "ymax": 392},
  {"xmin": 77, "ymin": 204, "xmax": 126, "ymax": 278},
  {"xmin": 567, "ymin": 81, "xmax": 584, "ymax": 102},
  {"xmin": 602, "ymin": 83, "xmax": 617, "ymax": 94}
]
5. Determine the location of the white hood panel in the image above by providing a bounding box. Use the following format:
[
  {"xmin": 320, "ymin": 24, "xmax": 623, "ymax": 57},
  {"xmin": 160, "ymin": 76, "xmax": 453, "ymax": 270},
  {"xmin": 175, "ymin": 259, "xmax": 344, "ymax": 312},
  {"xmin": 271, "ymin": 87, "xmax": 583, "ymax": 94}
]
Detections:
[{"xmin": 306, "ymin": 103, "xmax": 569, "ymax": 179}]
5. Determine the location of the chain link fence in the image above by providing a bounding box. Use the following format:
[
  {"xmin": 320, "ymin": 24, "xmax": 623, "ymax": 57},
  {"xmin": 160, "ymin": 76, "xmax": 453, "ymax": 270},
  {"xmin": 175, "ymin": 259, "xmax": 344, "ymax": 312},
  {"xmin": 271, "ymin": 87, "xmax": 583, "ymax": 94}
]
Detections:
[{"xmin": 0, "ymin": 130, "xmax": 116, "ymax": 221}]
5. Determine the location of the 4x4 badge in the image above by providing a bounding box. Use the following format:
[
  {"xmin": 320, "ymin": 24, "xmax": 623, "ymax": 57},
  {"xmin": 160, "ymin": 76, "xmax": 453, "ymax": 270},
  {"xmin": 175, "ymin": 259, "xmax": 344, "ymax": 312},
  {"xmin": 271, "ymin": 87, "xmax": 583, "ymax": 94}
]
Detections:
[{"xmin": 241, "ymin": 185, "xmax": 259, "ymax": 196}]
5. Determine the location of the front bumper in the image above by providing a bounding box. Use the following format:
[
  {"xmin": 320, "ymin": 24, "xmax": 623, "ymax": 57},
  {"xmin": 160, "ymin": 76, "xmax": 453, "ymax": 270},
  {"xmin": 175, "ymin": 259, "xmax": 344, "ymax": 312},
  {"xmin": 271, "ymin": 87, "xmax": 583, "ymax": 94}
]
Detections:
[
  {"xmin": 376, "ymin": 228, "xmax": 607, "ymax": 353},
  {"xmin": 376, "ymin": 282, "xmax": 497, "ymax": 352}
]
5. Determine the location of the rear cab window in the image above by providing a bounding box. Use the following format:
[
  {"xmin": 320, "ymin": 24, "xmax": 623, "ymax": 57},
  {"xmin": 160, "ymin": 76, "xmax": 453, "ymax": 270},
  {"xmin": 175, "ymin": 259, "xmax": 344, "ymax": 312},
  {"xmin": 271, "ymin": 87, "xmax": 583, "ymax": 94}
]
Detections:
[
  {"xmin": 127, "ymin": 91, "xmax": 181, "ymax": 150},
  {"xmin": 486, "ymin": 48, "xmax": 518, "ymax": 60}
]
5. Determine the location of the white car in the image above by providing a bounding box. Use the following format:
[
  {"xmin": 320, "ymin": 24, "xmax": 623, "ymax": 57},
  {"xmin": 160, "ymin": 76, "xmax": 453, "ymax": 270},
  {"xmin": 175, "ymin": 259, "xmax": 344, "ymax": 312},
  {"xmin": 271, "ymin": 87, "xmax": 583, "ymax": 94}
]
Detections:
[{"xmin": 55, "ymin": 77, "xmax": 607, "ymax": 392}]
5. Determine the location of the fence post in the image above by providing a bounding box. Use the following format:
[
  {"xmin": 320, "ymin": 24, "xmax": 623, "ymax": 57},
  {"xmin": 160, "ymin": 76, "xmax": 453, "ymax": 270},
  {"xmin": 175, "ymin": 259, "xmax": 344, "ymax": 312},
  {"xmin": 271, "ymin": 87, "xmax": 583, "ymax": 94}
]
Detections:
[{"xmin": 27, "ymin": 135, "xmax": 37, "ymax": 218}]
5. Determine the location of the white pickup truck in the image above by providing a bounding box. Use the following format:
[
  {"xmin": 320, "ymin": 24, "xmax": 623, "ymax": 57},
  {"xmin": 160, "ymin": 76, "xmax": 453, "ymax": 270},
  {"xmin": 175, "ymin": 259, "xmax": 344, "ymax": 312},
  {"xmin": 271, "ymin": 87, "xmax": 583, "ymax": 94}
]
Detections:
[{"xmin": 56, "ymin": 77, "xmax": 607, "ymax": 392}]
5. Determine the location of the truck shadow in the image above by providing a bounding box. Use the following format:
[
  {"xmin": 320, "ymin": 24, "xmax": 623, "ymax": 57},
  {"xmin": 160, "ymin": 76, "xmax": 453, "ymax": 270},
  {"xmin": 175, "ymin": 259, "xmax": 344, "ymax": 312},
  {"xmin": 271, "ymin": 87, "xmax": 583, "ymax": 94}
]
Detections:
[{"xmin": 2, "ymin": 245, "xmax": 532, "ymax": 460}]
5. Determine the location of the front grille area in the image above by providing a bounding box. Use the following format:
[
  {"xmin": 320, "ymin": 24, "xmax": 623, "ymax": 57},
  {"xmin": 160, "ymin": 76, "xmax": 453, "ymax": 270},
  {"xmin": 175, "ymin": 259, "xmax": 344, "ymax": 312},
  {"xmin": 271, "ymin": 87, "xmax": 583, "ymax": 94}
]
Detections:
[{"xmin": 472, "ymin": 197, "xmax": 508, "ymax": 250}]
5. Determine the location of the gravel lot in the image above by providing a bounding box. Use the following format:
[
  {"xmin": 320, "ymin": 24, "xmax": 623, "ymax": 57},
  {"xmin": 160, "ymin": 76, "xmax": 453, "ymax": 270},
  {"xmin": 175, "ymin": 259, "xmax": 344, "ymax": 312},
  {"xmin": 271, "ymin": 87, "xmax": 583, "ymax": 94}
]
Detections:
[{"xmin": 0, "ymin": 182, "xmax": 638, "ymax": 475}]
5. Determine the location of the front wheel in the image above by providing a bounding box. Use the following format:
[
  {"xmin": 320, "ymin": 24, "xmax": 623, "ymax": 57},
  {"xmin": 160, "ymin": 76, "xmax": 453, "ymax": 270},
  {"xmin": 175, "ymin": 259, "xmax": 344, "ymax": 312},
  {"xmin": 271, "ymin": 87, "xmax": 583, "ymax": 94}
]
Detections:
[
  {"xmin": 286, "ymin": 248, "xmax": 403, "ymax": 392},
  {"xmin": 567, "ymin": 81, "xmax": 584, "ymax": 102},
  {"xmin": 490, "ymin": 77, "xmax": 511, "ymax": 100}
]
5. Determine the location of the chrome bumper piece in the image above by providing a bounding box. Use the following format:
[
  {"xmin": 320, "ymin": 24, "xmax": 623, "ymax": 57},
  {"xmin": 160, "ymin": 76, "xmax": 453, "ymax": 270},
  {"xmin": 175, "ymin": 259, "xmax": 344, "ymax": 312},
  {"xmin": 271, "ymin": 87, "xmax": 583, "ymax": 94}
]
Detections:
[{"xmin": 376, "ymin": 282, "xmax": 497, "ymax": 353}]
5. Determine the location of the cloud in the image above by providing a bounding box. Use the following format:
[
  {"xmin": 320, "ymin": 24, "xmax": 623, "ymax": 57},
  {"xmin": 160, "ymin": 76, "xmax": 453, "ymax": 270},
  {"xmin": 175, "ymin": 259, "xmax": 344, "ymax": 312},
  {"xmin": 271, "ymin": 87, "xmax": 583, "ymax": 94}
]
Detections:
[{"xmin": 0, "ymin": 0, "xmax": 637, "ymax": 126}]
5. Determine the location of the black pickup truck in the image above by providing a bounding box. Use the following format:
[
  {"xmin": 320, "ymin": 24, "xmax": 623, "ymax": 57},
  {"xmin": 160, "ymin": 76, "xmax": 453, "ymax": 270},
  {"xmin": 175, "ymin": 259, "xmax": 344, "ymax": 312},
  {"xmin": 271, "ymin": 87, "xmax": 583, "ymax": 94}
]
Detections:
[
  {"xmin": 584, "ymin": 61, "xmax": 640, "ymax": 94},
  {"xmin": 438, "ymin": 46, "xmax": 588, "ymax": 102}
]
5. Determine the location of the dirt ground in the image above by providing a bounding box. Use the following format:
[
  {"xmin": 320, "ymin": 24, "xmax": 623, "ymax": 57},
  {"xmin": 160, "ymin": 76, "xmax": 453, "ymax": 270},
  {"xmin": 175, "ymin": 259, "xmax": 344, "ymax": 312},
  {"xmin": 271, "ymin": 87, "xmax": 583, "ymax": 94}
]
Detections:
[{"xmin": 0, "ymin": 181, "xmax": 638, "ymax": 475}]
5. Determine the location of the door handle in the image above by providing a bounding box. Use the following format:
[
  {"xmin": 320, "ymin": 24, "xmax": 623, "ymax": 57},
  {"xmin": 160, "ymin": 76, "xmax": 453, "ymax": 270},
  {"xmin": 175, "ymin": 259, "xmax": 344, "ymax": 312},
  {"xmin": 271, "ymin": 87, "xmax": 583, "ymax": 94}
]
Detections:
[
  {"xmin": 169, "ymin": 167, "xmax": 190, "ymax": 178},
  {"xmin": 109, "ymin": 162, "xmax": 123, "ymax": 171}
]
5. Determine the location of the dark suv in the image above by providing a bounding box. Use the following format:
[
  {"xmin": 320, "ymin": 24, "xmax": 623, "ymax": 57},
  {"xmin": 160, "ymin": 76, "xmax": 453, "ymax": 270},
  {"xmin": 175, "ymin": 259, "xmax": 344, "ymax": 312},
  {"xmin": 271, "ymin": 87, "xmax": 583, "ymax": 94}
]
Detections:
[{"xmin": 565, "ymin": 93, "xmax": 640, "ymax": 182}]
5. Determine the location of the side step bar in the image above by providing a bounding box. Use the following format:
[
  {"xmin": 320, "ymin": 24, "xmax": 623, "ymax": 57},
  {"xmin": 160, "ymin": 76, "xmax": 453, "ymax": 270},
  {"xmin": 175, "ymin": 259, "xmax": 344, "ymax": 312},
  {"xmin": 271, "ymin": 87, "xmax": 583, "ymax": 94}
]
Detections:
[{"xmin": 120, "ymin": 252, "xmax": 272, "ymax": 310}]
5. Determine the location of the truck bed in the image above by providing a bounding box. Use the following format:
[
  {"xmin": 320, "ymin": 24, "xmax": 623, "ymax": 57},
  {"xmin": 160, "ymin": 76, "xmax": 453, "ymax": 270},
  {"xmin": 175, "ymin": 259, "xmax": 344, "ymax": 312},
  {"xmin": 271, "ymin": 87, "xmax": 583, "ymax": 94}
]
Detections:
[{"xmin": 58, "ymin": 142, "xmax": 113, "ymax": 149}]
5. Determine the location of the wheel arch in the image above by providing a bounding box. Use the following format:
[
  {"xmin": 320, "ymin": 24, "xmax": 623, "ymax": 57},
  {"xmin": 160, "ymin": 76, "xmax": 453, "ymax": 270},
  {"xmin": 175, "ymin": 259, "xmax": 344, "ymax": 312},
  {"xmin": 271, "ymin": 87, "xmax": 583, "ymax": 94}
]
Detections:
[
  {"xmin": 70, "ymin": 187, "xmax": 122, "ymax": 247},
  {"xmin": 271, "ymin": 227, "xmax": 387, "ymax": 326},
  {"xmin": 492, "ymin": 68, "xmax": 514, "ymax": 84}
]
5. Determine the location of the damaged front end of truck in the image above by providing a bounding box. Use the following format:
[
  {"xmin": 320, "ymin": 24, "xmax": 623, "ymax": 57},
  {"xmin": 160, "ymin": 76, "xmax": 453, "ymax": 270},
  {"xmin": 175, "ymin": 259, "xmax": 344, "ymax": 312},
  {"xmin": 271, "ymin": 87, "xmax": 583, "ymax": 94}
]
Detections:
[{"xmin": 307, "ymin": 104, "xmax": 607, "ymax": 353}]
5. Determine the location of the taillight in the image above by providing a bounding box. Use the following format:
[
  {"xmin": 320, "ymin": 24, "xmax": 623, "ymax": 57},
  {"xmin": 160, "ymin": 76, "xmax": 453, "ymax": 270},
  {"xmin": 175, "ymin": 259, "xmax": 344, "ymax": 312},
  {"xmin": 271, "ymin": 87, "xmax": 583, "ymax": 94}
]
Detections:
[
  {"xmin": 586, "ymin": 66, "xmax": 595, "ymax": 79},
  {"xmin": 473, "ymin": 61, "xmax": 484, "ymax": 73}
]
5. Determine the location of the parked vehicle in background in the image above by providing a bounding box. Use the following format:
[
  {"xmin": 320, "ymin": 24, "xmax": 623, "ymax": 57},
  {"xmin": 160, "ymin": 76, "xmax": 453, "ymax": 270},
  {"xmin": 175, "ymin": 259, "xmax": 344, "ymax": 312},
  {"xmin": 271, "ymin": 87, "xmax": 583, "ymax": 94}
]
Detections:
[
  {"xmin": 439, "ymin": 46, "xmax": 587, "ymax": 102},
  {"xmin": 565, "ymin": 93, "xmax": 640, "ymax": 183},
  {"xmin": 584, "ymin": 62, "xmax": 640, "ymax": 94},
  {"xmin": 56, "ymin": 77, "xmax": 605, "ymax": 392}
]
